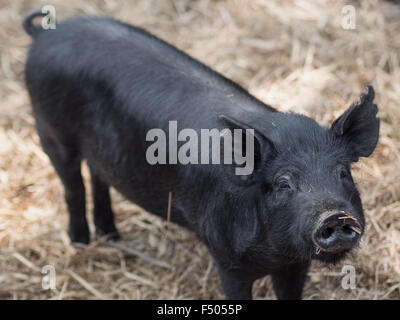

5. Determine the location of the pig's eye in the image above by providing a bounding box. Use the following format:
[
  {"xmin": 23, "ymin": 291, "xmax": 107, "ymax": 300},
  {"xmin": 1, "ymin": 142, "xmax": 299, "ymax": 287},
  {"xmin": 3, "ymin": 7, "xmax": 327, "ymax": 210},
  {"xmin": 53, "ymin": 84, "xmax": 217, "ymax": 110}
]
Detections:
[
  {"xmin": 338, "ymin": 166, "xmax": 349, "ymax": 179},
  {"xmin": 276, "ymin": 176, "xmax": 292, "ymax": 190}
]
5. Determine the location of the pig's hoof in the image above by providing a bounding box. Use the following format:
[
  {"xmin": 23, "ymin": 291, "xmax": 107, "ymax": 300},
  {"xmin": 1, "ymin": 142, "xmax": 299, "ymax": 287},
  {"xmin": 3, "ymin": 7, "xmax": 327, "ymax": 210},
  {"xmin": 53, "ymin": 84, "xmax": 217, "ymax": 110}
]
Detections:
[
  {"xmin": 69, "ymin": 231, "xmax": 90, "ymax": 244},
  {"xmin": 106, "ymin": 232, "xmax": 122, "ymax": 242},
  {"xmin": 96, "ymin": 229, "xmax": 122, "ymax": 242}
]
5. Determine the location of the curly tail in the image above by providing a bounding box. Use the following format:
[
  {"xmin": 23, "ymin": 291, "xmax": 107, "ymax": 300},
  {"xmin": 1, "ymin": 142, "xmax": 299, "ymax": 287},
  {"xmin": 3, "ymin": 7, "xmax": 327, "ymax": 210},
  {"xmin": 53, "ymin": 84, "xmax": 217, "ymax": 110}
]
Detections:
[{"xmin": 23, "ymin": 9, "xmax": 47, "ymax": 38}]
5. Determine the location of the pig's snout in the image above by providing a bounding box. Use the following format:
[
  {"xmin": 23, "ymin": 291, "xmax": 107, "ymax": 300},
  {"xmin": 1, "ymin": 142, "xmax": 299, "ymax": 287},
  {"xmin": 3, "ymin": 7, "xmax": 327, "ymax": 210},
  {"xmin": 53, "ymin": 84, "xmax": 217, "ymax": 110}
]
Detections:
[{"xmin": 312, "ymin": 211, "xmax": 362, "ymax": 253}]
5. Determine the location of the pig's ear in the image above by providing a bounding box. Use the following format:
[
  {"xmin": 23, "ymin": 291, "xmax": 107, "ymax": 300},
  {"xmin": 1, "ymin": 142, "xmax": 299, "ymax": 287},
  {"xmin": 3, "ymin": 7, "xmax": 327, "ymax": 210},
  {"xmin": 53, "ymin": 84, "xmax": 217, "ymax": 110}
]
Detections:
[
  {"xmin": 331, "ymin": 85, "xmax": 380, "ymax": 162},
  {"xmin": 218, "ymin": 115, "xmax": 276, "ymax": 186}
]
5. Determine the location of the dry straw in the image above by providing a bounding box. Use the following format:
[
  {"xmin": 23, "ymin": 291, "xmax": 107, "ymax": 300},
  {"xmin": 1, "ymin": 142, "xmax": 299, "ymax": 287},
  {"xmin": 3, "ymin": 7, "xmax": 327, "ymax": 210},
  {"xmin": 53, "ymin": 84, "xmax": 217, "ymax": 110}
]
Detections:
[{"xmin": 0, "ymin": 0, "xmax": 399, "ymax": 299}]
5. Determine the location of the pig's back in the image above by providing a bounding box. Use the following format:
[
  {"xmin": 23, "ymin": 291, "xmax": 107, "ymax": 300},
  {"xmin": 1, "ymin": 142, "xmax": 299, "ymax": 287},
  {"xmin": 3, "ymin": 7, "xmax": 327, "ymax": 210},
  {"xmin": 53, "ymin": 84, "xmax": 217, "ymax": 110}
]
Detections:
[{"xmin": 26, "ymin": 15, "xmax": 268, "ymax": 128}]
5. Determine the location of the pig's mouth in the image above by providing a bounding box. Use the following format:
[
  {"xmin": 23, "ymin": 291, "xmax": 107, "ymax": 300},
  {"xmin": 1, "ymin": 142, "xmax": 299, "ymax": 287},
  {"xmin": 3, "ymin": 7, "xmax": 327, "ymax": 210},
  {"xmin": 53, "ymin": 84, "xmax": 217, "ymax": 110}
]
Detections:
[{"xmin": 311, "ymin": 211, "xmax": 363, "ymax": 261}]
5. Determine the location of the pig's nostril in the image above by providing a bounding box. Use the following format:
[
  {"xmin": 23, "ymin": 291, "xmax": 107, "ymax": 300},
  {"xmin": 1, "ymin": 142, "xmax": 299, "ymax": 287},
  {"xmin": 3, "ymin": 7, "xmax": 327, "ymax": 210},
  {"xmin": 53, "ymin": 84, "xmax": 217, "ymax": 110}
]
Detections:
[
  {"xmin": 342, "ymin": 224, "xmax": 355, "ymax": 236},
  {"xmin": 321, "ymin": 227, "xmax": 334, "ymax": 239}
]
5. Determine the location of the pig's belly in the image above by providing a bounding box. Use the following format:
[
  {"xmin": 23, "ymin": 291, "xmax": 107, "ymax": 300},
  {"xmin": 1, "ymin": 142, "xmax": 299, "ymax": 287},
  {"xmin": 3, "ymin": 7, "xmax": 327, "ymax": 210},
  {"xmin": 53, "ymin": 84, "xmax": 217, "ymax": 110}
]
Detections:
[
  {"xmin": 116, "ymin": 182, "xmax": 193, "ymax": 229},
  {"xmin": 85, "ymin": 147, "xmax": 194, "ymax": 229}
]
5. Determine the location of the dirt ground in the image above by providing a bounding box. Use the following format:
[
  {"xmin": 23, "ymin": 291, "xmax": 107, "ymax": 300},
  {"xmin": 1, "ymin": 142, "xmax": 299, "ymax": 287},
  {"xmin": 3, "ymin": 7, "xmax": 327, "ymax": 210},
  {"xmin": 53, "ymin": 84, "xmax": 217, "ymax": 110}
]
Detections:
[{"xmin": 0, "ymin": 0, "xmax": 399, "ymax": 299}]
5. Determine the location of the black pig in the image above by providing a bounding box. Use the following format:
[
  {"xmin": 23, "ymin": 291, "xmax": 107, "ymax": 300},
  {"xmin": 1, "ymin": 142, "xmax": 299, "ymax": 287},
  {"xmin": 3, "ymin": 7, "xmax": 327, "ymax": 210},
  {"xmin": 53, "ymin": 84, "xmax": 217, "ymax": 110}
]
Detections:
[{"xmin": 23, "ymin": 10, "xmax": 379, "ymax": 299}]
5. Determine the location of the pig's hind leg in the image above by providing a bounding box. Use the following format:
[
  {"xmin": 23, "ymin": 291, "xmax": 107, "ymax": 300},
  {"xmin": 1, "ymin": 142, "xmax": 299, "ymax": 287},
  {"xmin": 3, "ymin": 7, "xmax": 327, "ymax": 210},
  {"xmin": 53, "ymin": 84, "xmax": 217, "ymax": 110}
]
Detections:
[
  {"xmin": 36, "ymin": 123, "xmax": 90, "ymax": 244},
  {"xmin": 88, "ymin": 165, "xmax": 120, "ymax": 241}
]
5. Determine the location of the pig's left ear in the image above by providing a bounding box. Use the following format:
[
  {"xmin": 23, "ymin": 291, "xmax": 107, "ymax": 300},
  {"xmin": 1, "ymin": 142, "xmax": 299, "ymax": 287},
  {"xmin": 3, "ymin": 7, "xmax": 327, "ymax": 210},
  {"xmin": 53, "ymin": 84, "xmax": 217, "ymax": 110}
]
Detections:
[
  {"xmin": 218, "ymin": 115, "xmax": 276, "ymax": 186},
  {"xmin": 331, "ymin": 85, "xmax": 380, "ymax": 162}
]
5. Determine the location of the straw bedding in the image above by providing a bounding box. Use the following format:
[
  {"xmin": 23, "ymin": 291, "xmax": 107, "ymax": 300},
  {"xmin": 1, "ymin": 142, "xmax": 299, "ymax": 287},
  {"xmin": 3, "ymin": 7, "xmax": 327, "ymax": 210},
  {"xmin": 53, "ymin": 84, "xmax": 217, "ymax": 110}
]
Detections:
[{"xmin": 0, "ymin": 0, "xmax": 399, "ymax": 299}]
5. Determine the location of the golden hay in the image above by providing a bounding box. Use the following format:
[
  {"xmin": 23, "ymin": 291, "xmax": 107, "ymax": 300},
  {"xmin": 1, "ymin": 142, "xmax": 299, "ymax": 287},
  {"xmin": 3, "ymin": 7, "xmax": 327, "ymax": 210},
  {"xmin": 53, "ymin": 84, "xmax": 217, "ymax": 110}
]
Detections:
[{"xmin": 0, "ymin": 0, "xmax": 399, "ymax": 299}]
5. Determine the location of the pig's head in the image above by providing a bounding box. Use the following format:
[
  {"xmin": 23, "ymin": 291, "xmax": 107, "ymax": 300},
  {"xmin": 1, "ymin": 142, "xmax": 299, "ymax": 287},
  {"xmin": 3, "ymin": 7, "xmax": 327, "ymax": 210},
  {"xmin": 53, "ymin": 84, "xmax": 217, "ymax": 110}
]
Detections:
[{"xmin": 219, "ymin": 86, "xmax": 379, "ymax": 264}]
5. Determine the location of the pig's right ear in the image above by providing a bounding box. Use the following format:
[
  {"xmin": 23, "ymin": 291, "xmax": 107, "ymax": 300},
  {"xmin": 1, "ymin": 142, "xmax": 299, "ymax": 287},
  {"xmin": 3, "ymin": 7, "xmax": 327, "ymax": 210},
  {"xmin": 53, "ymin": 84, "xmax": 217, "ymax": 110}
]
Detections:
[
  {"xmin": 331, "ymin": 85, "xmax": 380, "ymax": 162},
  {"xmin": 218, "ymin": 115, "xmax": 276, "ymax": 186}
]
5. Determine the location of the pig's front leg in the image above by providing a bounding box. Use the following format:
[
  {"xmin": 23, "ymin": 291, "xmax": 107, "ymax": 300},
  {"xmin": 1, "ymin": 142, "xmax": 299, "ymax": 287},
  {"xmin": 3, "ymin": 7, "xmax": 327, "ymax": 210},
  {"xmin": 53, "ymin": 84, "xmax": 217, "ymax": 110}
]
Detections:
[
  {"xmin": 271, "ymin": 262, "xmax": 310, "ymax": 300},
  {"xmin": 217, "ymin": 266, "xmax": 254, "ymax": 300}
]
